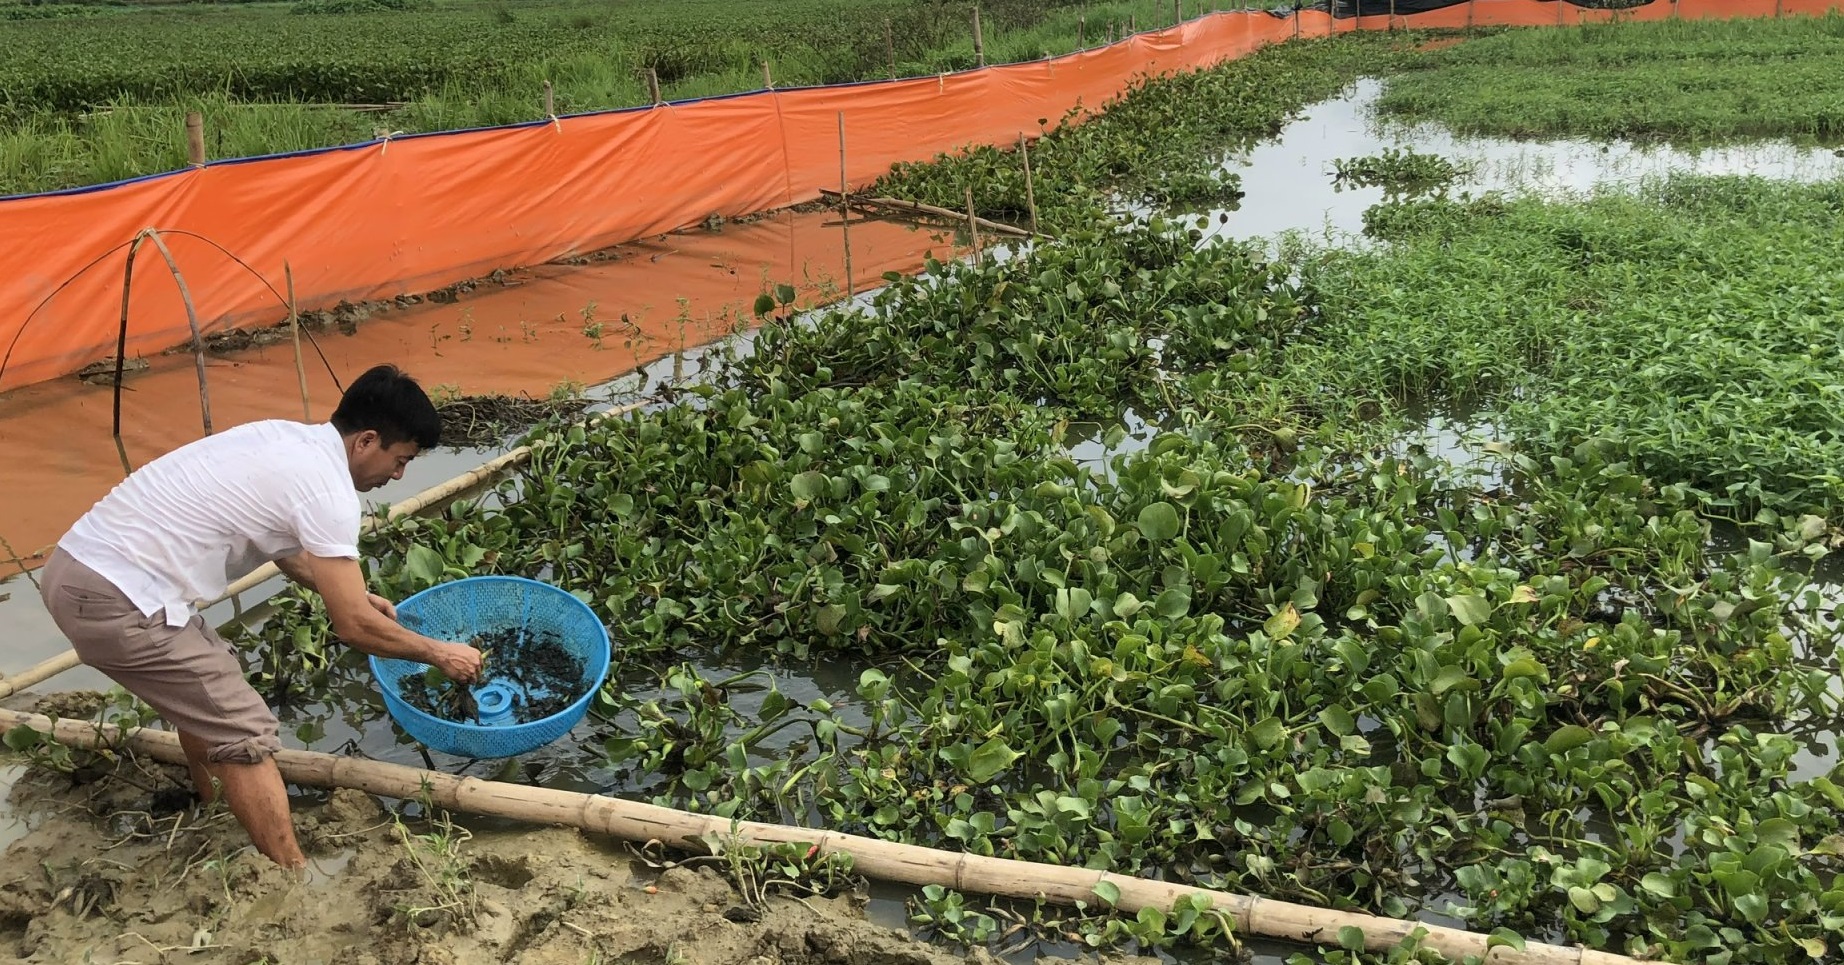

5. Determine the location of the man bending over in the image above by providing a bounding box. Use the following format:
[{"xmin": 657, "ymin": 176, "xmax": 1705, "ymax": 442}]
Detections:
[{"xmin": 39, "ymin": 363, "xmax": 483, "ymax": 869}]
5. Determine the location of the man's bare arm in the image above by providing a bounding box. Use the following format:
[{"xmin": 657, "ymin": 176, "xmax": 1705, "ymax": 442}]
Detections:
[
  {"xmin": 301, "ymin": 553, "xmax": 481, "ymax": 681},
  {"xmin": 274, "ymin": 553, "xmax": 318, "ymax": 592}
]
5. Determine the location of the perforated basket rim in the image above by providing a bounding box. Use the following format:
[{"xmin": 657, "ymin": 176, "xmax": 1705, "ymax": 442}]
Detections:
[{"xmin": 369, "ymin": 575, "xmax": 612, "ymax": 739}]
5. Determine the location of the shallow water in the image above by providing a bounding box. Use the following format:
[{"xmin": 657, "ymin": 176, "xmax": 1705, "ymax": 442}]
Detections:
[
  {"xmin": 5, "ymin": 76, "xmax": 1844, "ymax": 965},
  {"xmin": 1201, "ymin": 77, "xmax": 1844, "ymax": 247}
]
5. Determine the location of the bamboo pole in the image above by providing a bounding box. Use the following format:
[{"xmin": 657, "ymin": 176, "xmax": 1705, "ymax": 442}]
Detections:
[
  {"xmin": 1018, "ymin": 134, "xmax": 1039, "ymax": 235},
  {"xmin": 111, "ymin": 235, "xmax": 146, "ymax": 477},
  {"xmin": 838, "ymin": 113, "xmax": 853, "ymax": 299},
  {"xmin": 817, "ymin": 190, "xmax": 1035, "ymax": 238},
  {"xmin": 0, "ymin": 652, "xmax": 82, "ymax": 702},
  {"xmin": 1175, "ymin": 0, "xmax": 1183, "ymax": 24},
  {"xmin": 1078, "ymin": 12, "xmax": 1086, "ymax": 47},
  {"xmin": 286, "ymin": 262, "xmax": 309, "ymax": 422},
  {"xmin": 0, "ymin": 706, "xmax": 1663, "ymax": 965},
  {"xmin": 972, "ymin": 7, "xmax": 986, "ymax": 67},
  {"xmin": 762, "ymin": 61, "xmax": 773, "ymax": 90},
  {"xmin": 646, "ymin": 68, "xmax": 662, "ymax": 106},
  {"xmin": 140, "ymin": 230, "xmax": 214, "ymax": 437},
  {"xmin": 542, "ymin": 80, "xmax": 555, "ymax": 117},
  {"xmin": 884, "ymin": 18, "xmax": 897, "ymax": 78},
  {"xmin": 184, "ymin": 112, "xmax": 206, "ymax": 168},
  {"xmin": 965, "ymin": 187, "xmax": 982, "ymax": 258}
]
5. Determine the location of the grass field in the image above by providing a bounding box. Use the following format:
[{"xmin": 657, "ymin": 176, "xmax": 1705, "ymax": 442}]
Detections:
[
  {"xmin": 0, "ymin": 0, "xmax": 1239, "ymax": 196},
  {"xmin": 1378, "ymin": 15, "xmax": 1844, "ymax": 141}
]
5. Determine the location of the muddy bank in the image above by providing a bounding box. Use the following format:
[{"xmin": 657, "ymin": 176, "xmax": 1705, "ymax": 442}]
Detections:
[{"xmin": 0, "ymin": 699, "xmax": 1155, "ymax": 965}]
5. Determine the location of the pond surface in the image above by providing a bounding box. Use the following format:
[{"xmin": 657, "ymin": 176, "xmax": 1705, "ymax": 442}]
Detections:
[{"xmin": 6, "ymin": 74, "xmax": 1844, "ymax": 965}]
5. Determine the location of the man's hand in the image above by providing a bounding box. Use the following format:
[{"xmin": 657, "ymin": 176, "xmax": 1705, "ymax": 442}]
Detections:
[
  {"xmin": 367, "ymin": 593, "xmax": 397, "ymax": 621},
  {"xmin": 426, "ymin": 641, "xmax": 484, "ymax": 683}
]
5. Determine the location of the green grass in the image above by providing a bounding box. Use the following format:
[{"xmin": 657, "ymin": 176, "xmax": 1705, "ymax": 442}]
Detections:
[
  {"xmin": 1376, "ymin": 14, "xmax": 1844, "ymax": 142},
  {"xmin": 0, "ymin": 0, "xmax": 1266, "ymax": 195},
  {"xmin": 1286, "ymin": 174, "xmax": 1844, "ymax": 519}
]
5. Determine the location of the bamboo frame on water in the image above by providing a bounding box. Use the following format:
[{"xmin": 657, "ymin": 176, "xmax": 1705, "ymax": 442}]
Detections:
[{"xmin": 0, "ymin": 707, "xmax": 1661, "ymax": 965}]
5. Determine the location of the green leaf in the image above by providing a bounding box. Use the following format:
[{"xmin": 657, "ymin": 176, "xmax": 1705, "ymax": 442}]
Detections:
[
  {"xmin": 404, "ymin": 544, "xmax": 444, "ymax": 586},
  {"xmin": 1445, "ymin": 593, "xmax": 1491, "ymax": 627},
  {"xmin": 1249, "ymin": 716, "xmax": 1285, "ymax": 750},
  {"xmin": 966, "ymin": 737, "xmax": 1023, "ymax": 783},
  {"xmin": 1734, "ymin": 892, "xmax": 1767, "ymax": 924},
  {"xmin": 1486, "ymin": 928, "xmax": 1526, "ymax": 952},
  {"xmin": 1567, "ymin": 886, "xmax": 1601, "ymax": 914},
  {"xmin": 1337, "ymin": 925, "xmax": 1365, "ymax": 951},
  {"xmin": 1093, "ymin": 880, "xmax": 1122, "ymax": 907},
  {"xmin": 1639, "ymin": 873, "xmax": 1677, "ymax": 899},
  {"xmin": 1796, "ymin": 937, "xmax": 1827, "ymax": 959},
  {"xmin": 790, "ymin": 470, "xmax": 828, "ymax": 502},
  {"xmin": 1502, "ymin": 657, "xmax": 1548, "ymax": 682},
  {"xmin": 1153, "ymin": 586, "xmax": 1192, "ymax": 618},
  {"xmin": 1137, "ymin": 502, "xmax": 1181, "ymax": 541},
  {"xmin": 1430, "ymin": 665, "xmax": 1471, "ymax": 695},
  {"xmin": 3, "ymin": 726, "xmax": 44, "ymax": 751},
  {"xmin": 1318, "ymin": 705, "xmax": 1354, "ymax": 736},
  {"xmin": 752, "ymin": 293, "xmax": 776, "ymax": 316},
  {"xmin": 1546, "ymin": 724, "xmax": 1594, "ymax": 755}
]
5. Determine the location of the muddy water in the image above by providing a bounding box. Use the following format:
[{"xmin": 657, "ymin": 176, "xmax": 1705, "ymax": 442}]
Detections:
[{"xmin": 6, "ymin": 76, "xmax": 1844, "ymax": 965}]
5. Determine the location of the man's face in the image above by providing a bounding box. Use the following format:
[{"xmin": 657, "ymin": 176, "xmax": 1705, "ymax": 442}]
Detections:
[{"xmin": 348, "ymin": 431, "xmax": 422, "ymax": 492}]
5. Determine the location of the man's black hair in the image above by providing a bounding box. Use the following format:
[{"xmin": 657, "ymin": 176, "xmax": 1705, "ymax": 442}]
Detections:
[{"xmin": 330, "ymin": 364, "xmax": 441, "ymax": 450}]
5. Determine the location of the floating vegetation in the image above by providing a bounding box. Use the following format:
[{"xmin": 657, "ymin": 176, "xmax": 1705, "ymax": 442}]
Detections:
[
  {"xmin": 1332, "ymin": 146, "xmax": 1472, "ymax": 194},
  {"xmin": 433, "ymin": 393, "xmax": 588, "ymax": 448}
]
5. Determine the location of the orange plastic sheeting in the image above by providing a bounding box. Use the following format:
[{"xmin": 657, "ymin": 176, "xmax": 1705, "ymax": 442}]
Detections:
[
  {"xmin": 1, "ymin": 1, "xmax": 1839, "ymax": 393},
  {"xmin": 0, "ymin": 210, "xmax": 957, "ymax": 564},
  {"xmin": 0, "ymin": 12, "xmax": 1298, "ymax": 393}
]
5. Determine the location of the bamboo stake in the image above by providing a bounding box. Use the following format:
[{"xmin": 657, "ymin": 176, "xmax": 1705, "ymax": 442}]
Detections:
[
  {"xmin": 1175, "ymin": 0, "xmax": 1183, "ymax": 24},
  {"xmin": 1078, "ymin": 12, "xmax": 1086, "ymax": 47},
  {"xmin": 140, "ymin": 230, "xmax": 214, "ymax": 437},
  {"xmin": 111, "ymin": 235, "xmax": 146, "ymax": 477},
  {"xmin": 0, "ymin": 706, "xmax": 1665, "ymax": 965},
  {"xmin": 762, "ymin": 61, "xmax": 773, "ymax": 90},
  {"xmin": 965, "ymin": 187, "xmax": 982, "ymax": 258},
  {"xmin": 1018, "ymin": 134, "xmax": 1039, "ymax": 235},
  {"xmin": 884, "ymin": 18, "xmax": 897, "ymax": 78},
  {"xmin": 286, "ymin": 262, "xmax": 309, "ymax": 421},
  {"xmin": 184, "ymin": 112, "xmax": 206, "ymax": 167},
  {"xmin": 0, "ymin": 652, "xmax": 82, "ymax": 701},
  {"xmin": 838, "ymin": 114, "xmax": 854, "ymax": 299},
  {"xmin": 972, "ymin": 7, "xmax": 985, "ymax": 67},
  {"xmin": 818, "ymin": 190, "xmax": 1034, "ymax": 238},
  {"xmin": 542, "ymin": 79, "xmax": 555, "ymax": 117},
  {"xmin": 1129, "ymin": 13, "xmax": 1136, "ymax": 32},
  {"xmin": 1389, "ymin": 0, "xmax": 1396, "ymax": 29},
  {"xmin": 646, "ymin": 68, "xmax": 662, "ymax": 106}
]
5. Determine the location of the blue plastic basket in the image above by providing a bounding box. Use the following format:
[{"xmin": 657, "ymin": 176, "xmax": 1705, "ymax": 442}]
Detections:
[{"xmin": 371, "ymin": 576, "xmax": 611, "ymax": 759}]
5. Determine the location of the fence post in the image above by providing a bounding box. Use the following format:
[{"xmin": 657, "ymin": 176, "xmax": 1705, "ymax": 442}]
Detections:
[
  {"xmin": 965, "ymin": 188, "xmax": 982, "ymax": 258},
  {"xmin": 762, "ymin": 60, "xmax": 773, "ymax": 90},
  {"xmin": 972, "ymin": 7, "xmax": 986, "ymax": 67},
  {"xmin": 885, "ymin": 17, "xmax": 897, "ymax": 77},
  {"xmin": 185, "ymin": 112, "xmax": 206, "ymax": 167},
  {"xmin": 1388, "ymin": 0, "xmax": 1397, "ymax": 29},
  {"xmin": 1175, "ymin": 0, "xmax": 1182, "ymax": 24},
  {"xmin": 1079, "ymin": 12, "xmax": 1086, "ymax": 47},
  {"xmin": 1019, "ymin": 134, "xmax": 1038, "ymax": 235},
  {"xmin": 839, "ymin": 112, "xmax": 854, "ymax": 299},
  {"xmin": 647, "ymin": 68, "xmax": 662, "ymax": 105},
  {"xmin": 542, "ymin": 79, "xmax": 554, "ymax": 117}
]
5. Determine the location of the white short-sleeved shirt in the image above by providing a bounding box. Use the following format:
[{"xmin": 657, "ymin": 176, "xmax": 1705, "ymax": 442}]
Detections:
[{"xmin": 59, "ymin": 420, "xmax": 361, "ymax": 627}]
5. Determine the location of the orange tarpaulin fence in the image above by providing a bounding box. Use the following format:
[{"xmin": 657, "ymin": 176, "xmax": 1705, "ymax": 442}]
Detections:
[{"xmin": 0, "ymin": 0, "xmax": 1836, "ymax": 393}]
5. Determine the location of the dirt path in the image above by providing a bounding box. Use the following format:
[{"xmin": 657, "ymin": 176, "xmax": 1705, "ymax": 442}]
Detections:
[{"xmin": 1, "ymin": 695, "xmax": 1153, "ymax": 965}]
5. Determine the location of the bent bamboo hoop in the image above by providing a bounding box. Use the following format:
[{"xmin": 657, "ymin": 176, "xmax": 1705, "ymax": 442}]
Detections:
[{"xmin": 0, "ymin": 707, "xmax": 1657, "ymax": 965}]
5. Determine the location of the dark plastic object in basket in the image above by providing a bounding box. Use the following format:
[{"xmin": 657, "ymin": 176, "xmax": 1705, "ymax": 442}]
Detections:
[{"xmin": 371, "ymin": 575, "xmax": 611, "ymax": 759}]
